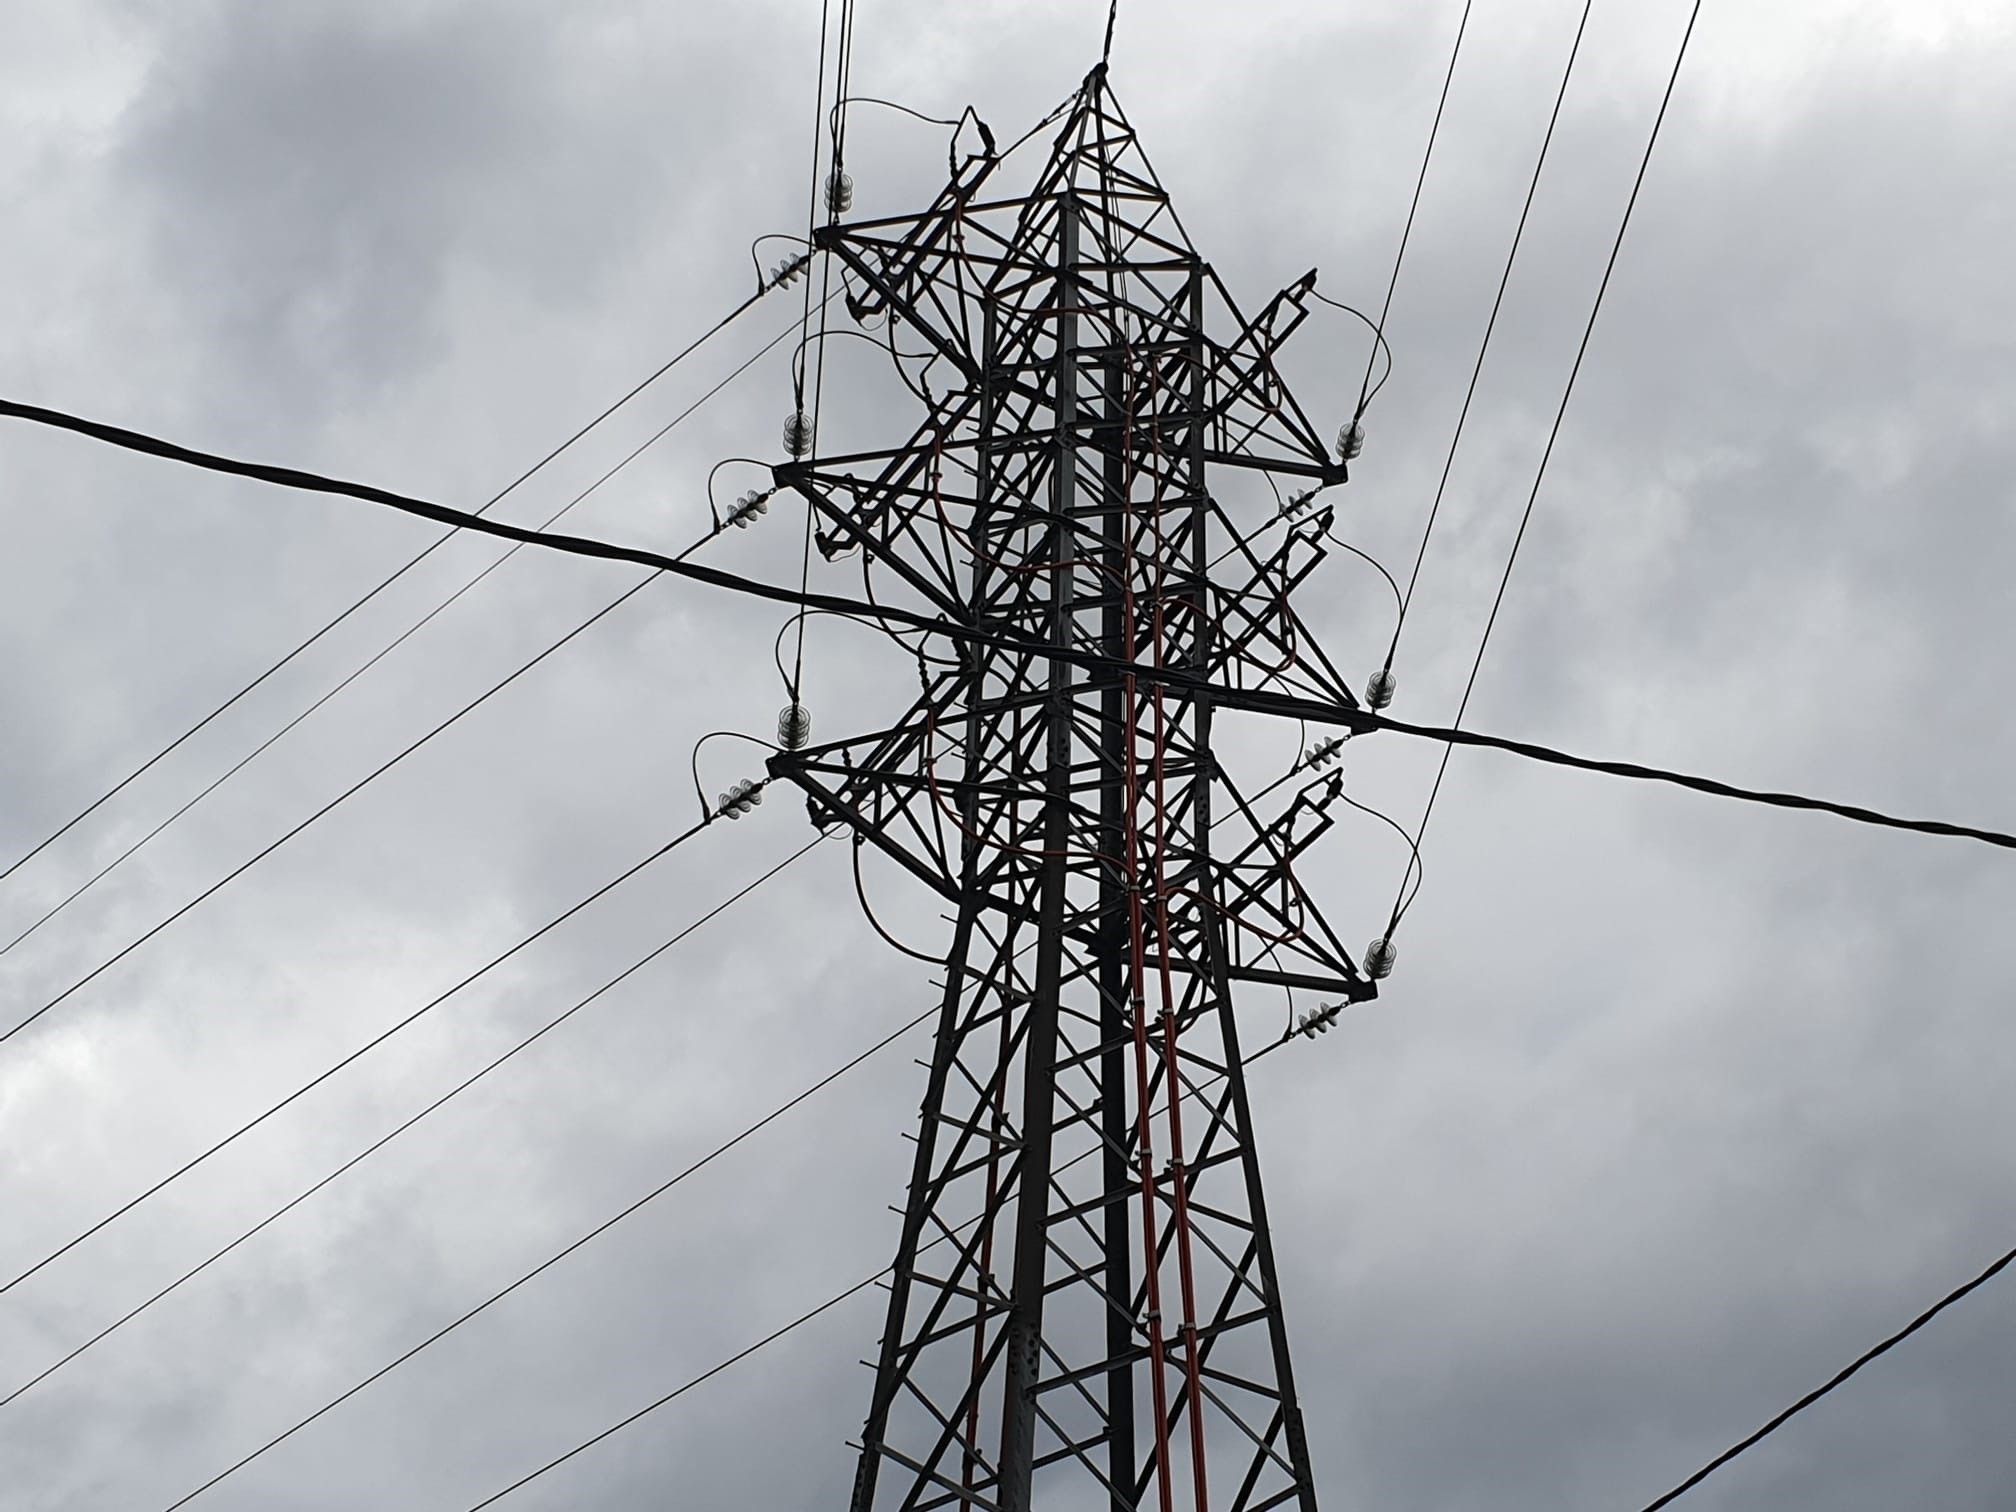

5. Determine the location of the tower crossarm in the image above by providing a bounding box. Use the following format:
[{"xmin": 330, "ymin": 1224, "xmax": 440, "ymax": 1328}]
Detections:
[{"xmin": 1191, "ymin": 274, "xmax": 1341, "ymax": 480}]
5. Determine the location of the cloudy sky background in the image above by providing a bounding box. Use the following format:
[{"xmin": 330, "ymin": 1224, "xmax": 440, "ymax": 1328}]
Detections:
[{"xmin": 3, "ymin": 0, "xmax": 2015, "ymax": 1507}]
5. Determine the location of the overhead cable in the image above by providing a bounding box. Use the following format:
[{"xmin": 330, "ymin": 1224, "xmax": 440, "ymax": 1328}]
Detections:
[
  {"xmin": 155, "ymin": 995, "xmax": 932, "ymax": 1512},
  {"xmin": 463, "ymin": 1267, "xmax": 888, "ymax": 1509},
  {"xmin": 829, "ymin": 96, "xmax": 996, "ymax": 179},
  {"xmin": 1392, "ymin": 0, "xmax": 1703, "ymax": 930},
  {"xmin": 451, "ymin": 1063, "xmax": 1228, "ymax": 1509},
  {"xmin": 0, "ymin": 522, "xmax": 720, "ymax": 1050},
  {"xmin": 1310, "ymin": 290, "xmax": 1394, "ymax": 413},
  {"xmin": 1368, "ymin": 708, "xmax": 2016, "ymax": 850},
  {"xmin": 1636, "ymin": 1238, "xmax": 2016, "ymax": 1511},
  {"xmin": 0, "ymin": 309, "xmax": 812, "ymax": 964},
  {"xmin": 6, "ymin": 400, "xmax": 2016, "ymax": 856},
  {"xmin": 1384, "ymin": 0, "xmax": 1593, "ymax": 672},
  {"xmin": 791, "ymin": 0, "xmax": 836, "ymax": 415},
  {"xmin": 0, "ymin": 274, "xmax": 796, "ymax": 892},
  {"xmin": 786, "ymin": 0, "xmax": 853, "ymax": 711},
  {"xmin": 0, "ymin": 815, "xmax": 714, "ymax": 1296},
  {"xmin": 1352, "ymin": 0, "xmax": 1475, "ymax": 418},
  {"xmin": 2, "ymin": 832, "xmax": 822, "ymax": 1406}
]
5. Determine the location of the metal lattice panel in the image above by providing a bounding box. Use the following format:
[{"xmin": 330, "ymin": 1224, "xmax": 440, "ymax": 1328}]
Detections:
[{"xmin": 771, "ymin": 67, "xmax": 1372, "ymax": 1512}]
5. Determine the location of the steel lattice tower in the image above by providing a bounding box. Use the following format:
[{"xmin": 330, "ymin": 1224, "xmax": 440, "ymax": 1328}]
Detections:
[{"xmin": 772, "ymin": 66, "xmax": 1376, "ymax": 1512}]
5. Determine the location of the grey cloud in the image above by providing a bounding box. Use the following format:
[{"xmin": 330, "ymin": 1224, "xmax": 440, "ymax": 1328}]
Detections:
[{"xmin": 5, "ymin": 3, "xmax": 2016, "ymax": 1511}]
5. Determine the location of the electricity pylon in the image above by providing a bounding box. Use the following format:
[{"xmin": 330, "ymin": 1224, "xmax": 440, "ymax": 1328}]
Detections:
[{"xmin": 772, "ymin": 64, "xmax": 1376, "ymax": 1512}]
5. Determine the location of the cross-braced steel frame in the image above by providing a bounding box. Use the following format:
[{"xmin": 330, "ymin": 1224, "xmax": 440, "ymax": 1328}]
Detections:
[{"xmin": 771, "ymin": 66, "xmax": 1375, "ymax": 1512}]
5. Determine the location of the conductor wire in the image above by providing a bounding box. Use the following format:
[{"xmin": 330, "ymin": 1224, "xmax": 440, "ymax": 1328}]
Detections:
[
  {"xmin": 0, "ymin": 280, "xmax": 788, "ymax": 894},
  {"xmin": 1390, "ymin": 0, "xmax": 1702, "ymax": 934},
  {"xmin": 1352, "ymin": 0, "xmax": 1475, "ymax": 419},
  {"xmin": 156, "ymin": 987, "xmax": 931, "ymax": 1512},
  {"xmin": 451, "ymin": 1062, "xmax": 1235, "ymax": 1510},
  {"xmin": 0, "ymin": 834, "xmax": 824, "ymax": 1404},
  {"xmin": 15, "ymin": 398, "xmax": 2016, "ymax": 856},
  {"xmin": 1383, "ymin": 0, "xmax": 1593, "ymax": 676},
  {"xmin": 1635, "ymin": 1237, "xmax": 2016, "ymax": 1511},
  {"xmin": 0, "ymin": 309, "xmax": 811, "ymax": 964}
]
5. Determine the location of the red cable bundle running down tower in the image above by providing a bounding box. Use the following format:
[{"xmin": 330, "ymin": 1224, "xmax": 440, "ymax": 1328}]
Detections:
[{"xmin": 772, "ymin": 65, "xmax": 1377, "ymax": 1512}]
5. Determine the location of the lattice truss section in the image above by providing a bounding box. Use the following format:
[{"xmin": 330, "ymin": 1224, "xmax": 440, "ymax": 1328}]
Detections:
[{"xmin": 769, "ymin": 69, "xmax": 1376, "ymax": 1512}]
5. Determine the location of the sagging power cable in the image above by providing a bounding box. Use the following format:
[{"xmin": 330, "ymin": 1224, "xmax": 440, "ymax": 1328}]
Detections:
[
  {"xmin": 0, "ymin": 522, "xmax": 727, "ymax": 1051},
  {"xmin": 2, "ymin": 832, "xmax": 821, "ymax": 1406},
  {"xmin": 1635, "ymin": 1236, "xmax": 2016, "ymax": 1511},
  {"xmin": 0, "ymin": 307, "xmax": 814, "ymax": 964},
  {"xmin": 155, "ymin": 995, "xmax": 932, "ymax": 1512},
  {"xmin": 1381, "ymin": 0, "xmax": 1594, "ymax": 685},
  {"xmin": 6, "ymin": 399, "xmax": 2016, "ymax": 857},
  {"xmin": 451, "ymin": 1043, "xmax": 1239, "ymax": 1509},
  {"xmin": 0, "ymin": 272, "xmax": 799, "ymax": 894},
  {"xmin": 781, "ymin": 0, "xmax": 857, "ymax": 730},
  {"xmin": 1390, "ymin": 0, "xmax": 1702, "ymax": 933},
  {"xmin": 0, "ymin": 814, "xmax": 710, "ymax": 1296},
  {"xmin": 1310, "ymin": 290, "xmax": 1394, "ymax": 414},
  {"xmin": 1351, "ymin": 0, "xmax": 1474, "ymax": 419}
]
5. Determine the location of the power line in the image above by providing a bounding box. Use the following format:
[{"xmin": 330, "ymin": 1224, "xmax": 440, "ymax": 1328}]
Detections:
[
  {"xmin": 0, "ymin": 814, "xmax": 710, "ymax": 1296},
  {"xmin": 0, "ymin": 524, "xmax": 719, "ymax": 1051},
  {"xmin": 1351, "ymin": 0, "xmax": 1475, "ymax": 419},
  {"xmin": 156, "ymin": 994, "xmax": 933, "ymax": 1512},
  {"xmin": 1636, "ymin": 1238, "xmax": 2016, "ymax": 1511},
  {"xmin": 0, "ymin": 397, "xmax": 1164, "ymax": 673},
  {"xmin": 0, "ymin": 278, "xmax": 787, "ymax": 893},
  {"xmin": 451, "ymin": 1060, "xmax": 1233, "ymax": 1509},
  {"xmin": 2, "ymin": 831, "xmax": 823, "ymax": 1405},
  {"xmin": 787, "ymin": 0, "xmax": 853, "ymax": 708},
  {"xmin": 791, "ymin": 0, "xmax": 835, "ymax": 416},
  {"xmin": 1391, "ymin": 0, "xmax": 1702, "ymax": 931},
  {"xmin": 9, "ymin": 399, "xmax": 2016, "ymax": 857},
  {"xmin": 464, "ymin": 1264, "xmax": 891, "ymax": 1511},
  {"xmin": 1362, "ymin": 707, "xmax": 2016, "ymax": 847},
  {"xmin": 1383, "ymin": 0, "xmax": 1592, "ymax": 678},
  {"xmin": 0, "ymin": 310, "xmax": 812, "ymax": 964}
]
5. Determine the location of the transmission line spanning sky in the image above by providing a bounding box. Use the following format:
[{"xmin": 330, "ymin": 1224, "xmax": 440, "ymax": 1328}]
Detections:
[{"xmin": 3, "ymin": 3, "xmax": 2016, "ymax": 1510}]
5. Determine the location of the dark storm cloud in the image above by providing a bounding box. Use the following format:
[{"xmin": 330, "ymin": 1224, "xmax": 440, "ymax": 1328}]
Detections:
[
  {"xmin": 4, "ymin": 3, "xmax": 2016, "ymax": 1511},
  {"xmin": 110, "ymin": 0, "xmax": 773, "ymax": 422}
]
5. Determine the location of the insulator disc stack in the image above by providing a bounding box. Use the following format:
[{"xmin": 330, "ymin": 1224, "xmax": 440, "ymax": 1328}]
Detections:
[
  {"xmin": 778, "ymin": 702, "xmax": 813, "ymax": 751},
  {"xmin": 783, "ymin": 412, "xmax": 813, "ymax": 458},
  {"xmin": 1363, "ymin": 937, "xmax": 1397, "ymax": 980}
]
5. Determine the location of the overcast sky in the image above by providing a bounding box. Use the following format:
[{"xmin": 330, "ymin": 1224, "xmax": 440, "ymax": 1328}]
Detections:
[{"xmin": 3, "ymin": 1, "xmax": 2016, "ymax": 1508}]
